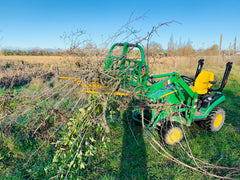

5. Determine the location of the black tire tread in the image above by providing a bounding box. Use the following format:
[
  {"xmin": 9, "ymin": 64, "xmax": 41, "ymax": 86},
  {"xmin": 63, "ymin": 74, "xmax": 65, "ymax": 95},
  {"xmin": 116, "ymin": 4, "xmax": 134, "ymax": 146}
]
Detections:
[{"xmin": 196, "ymin": 107, "xmax": 225, "ymax": 132}]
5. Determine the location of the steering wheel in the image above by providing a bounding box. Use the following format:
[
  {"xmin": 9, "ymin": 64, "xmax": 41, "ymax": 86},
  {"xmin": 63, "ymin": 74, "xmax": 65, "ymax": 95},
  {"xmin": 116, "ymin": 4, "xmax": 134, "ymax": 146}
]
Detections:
[{"xmin": 181, "ymin": 75, "xmax": 195, "ymax": 84}]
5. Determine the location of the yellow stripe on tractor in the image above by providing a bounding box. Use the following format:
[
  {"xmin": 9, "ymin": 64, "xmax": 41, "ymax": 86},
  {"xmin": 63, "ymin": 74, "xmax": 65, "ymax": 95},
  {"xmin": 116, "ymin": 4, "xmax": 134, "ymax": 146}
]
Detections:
[
  {"xmin": 59, "ymin": 76, "xmax": 129, "ymax": 96},
  {"xmin": 80, "ymin": 90, "xmax": 129, "ymax": 96},
  {"xmin": 160, "ymin": 90, "xmax": 177, "ymax": 98}
]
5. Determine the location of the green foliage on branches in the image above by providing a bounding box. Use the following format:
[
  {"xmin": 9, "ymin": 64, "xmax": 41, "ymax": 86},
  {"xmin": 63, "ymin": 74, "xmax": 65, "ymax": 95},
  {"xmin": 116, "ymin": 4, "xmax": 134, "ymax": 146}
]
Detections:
[{"xmin": 45, "ymin": 96, "xmax": 109, "ymax": 179}]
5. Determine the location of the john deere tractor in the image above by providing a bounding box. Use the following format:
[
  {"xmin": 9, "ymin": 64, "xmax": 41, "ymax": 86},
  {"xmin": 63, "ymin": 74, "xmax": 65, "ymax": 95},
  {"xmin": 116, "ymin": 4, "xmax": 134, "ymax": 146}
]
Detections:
[
  {"xmin": 103, "ymin": 42, "xmax": 232, "ymax": 145},
  {"xmin": 61, "ymin": 42, "xmax": 232, "ymax": 145}
]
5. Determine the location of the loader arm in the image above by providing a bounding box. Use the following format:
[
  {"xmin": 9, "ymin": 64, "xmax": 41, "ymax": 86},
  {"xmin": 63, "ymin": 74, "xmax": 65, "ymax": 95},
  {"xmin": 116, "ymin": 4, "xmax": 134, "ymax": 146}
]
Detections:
[{"xmin": 59, "ymin": 42, "xmax": 149, "ymax": 96}]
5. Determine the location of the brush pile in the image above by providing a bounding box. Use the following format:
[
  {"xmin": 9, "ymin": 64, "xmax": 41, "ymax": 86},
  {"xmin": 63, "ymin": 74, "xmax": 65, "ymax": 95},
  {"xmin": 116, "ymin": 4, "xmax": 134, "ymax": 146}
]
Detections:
[{"xmin": 0, "ymin": 62, "xmax": 54, "ymax": 88}]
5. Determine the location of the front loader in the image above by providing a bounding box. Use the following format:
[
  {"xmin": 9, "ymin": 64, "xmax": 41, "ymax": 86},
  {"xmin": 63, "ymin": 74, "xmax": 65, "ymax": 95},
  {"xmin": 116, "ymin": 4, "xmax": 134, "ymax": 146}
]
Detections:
[{"xmin": 60, "ymin": 42, "xmax": 233, "ymax": 145}]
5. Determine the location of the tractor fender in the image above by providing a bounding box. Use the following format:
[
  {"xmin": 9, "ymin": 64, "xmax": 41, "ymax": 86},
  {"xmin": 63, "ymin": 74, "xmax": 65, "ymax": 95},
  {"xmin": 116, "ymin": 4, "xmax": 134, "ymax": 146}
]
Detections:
[{"xmin": 194, "ymin": 93, "xmax": 226, "ymax": 120}]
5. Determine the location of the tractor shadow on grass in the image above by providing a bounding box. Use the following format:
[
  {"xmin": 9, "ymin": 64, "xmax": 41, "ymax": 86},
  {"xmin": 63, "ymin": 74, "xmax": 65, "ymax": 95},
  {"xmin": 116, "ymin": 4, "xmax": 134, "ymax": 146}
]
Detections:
[{"xmin": 119, "ymin": 115, "xmax": 148, "ymax": 179}]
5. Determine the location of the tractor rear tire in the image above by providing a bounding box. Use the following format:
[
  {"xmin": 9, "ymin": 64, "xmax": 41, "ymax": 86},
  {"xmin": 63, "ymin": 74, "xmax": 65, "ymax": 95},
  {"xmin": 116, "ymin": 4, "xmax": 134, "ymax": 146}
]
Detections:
[
  {"xmin": 197, "ymin": 107, "xmax": 225, "ymax": 132},
  {"xmin": 160, "ymin": 124, "xmax": 183, "ymax": 145}
]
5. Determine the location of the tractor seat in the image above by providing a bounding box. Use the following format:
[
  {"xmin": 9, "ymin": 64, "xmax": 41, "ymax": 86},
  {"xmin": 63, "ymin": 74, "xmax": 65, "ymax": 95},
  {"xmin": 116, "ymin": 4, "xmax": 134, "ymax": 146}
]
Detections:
[{"xmin": 191, "ymin": 71, "xmax": 215, "ymax": 95}]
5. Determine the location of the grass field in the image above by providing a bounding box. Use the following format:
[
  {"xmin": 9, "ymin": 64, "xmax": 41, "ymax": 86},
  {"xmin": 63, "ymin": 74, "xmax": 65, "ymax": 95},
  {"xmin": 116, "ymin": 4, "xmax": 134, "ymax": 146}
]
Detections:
[{"xmin": 0, "ymin": 55, "xmax": 239, "ymax": 179}]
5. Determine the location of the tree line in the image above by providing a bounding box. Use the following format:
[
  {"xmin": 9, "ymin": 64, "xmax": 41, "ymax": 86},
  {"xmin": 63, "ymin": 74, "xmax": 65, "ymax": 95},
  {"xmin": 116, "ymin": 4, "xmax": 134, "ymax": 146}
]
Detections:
[
  {"xmin": 0, "ymin": 48, "xmax": 64, "ymax": 56},
  {"xmin": 0, "ymin": 41, "xmax": 237, "ymax": 57}
]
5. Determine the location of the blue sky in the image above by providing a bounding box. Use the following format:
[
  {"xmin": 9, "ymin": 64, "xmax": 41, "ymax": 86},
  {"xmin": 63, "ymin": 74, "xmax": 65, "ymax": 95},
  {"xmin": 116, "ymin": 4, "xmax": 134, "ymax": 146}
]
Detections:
[{"xmin": 0, "ymin": 0, "xmax": 239, "ymax": 50}]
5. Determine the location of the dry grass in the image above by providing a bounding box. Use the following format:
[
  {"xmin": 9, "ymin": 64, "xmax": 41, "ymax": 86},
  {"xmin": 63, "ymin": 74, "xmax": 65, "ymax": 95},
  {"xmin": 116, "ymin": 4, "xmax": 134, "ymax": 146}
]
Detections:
[
  {"xmin": 148, "ymin": 56, "xmax": 238, "ymax": 74},
  {"xmin": 0, "ymin": 55, "xmax": 106, "ymax": 72},
  {"xmin": 1, "ymin": 55, "xmax": 239, "ymax": 65},
  {"xmin": 1, "ymin": 55, "xmax": 239, "ymax": 79},
  {"xmin": 0, "ymin": 56, "xmax": 63, "ymax": 65}
]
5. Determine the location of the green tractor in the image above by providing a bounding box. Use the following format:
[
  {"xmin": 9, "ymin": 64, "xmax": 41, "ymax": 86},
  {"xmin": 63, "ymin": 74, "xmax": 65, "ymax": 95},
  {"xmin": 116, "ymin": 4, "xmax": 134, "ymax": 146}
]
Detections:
[{"xmin": 104, "ymin": 42, "xmax": 233, "ymax": 145}]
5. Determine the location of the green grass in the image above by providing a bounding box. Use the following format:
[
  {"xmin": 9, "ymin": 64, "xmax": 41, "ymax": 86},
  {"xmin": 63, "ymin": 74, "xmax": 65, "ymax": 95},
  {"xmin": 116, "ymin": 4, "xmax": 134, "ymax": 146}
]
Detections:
[
  {"xmin": 91, "ymin": 117, "xmax": 239, "ymax": 179},
  {"xmin": 0, "ymin": 64, "xmax": 240, "ymax": 179}
]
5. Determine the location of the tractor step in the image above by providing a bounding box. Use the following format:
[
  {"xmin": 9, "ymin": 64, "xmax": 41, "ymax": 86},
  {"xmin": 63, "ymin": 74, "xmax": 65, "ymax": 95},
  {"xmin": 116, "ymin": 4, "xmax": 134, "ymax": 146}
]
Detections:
[{"xmin": 193, "ymin": 111, "xmax": 206, "ymax": 122}]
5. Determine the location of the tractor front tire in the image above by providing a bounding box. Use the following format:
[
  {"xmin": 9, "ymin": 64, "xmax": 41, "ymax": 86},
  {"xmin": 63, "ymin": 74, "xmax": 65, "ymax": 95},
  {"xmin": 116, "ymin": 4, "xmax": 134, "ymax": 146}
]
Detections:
[
  {"xmin": 197, "ymin": 107, "xmax": 225, "ymax": 132},
  {"xmin": 161, "ymin": 124, "xmax": 183, "ymax": 145}
]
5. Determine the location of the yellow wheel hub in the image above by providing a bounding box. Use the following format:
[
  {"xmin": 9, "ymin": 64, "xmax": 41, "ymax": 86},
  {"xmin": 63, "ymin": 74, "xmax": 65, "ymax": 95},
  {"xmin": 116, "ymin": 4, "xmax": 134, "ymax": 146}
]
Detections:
[
  {"xmin": 214, "ymin": 114, "xmax": 223, "ymax": 128},
  {"xmin": 167, "ymin": 128, "xmax": 181, "ymax": 144}
]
